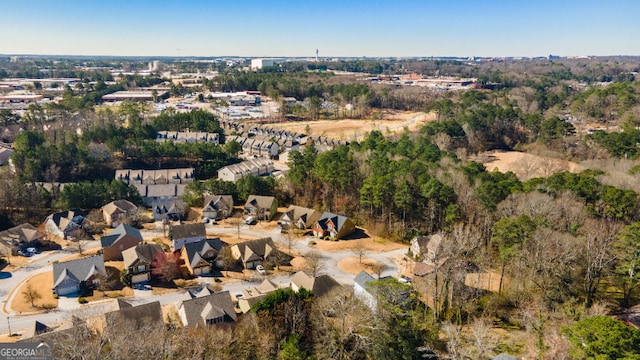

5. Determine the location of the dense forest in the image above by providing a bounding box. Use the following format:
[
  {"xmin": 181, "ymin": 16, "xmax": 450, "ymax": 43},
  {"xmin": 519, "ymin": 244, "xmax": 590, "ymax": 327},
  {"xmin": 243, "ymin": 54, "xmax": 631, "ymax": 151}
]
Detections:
[{"xmin": 3, "ymin": 56, "xmax": 640, "ymax": 358}]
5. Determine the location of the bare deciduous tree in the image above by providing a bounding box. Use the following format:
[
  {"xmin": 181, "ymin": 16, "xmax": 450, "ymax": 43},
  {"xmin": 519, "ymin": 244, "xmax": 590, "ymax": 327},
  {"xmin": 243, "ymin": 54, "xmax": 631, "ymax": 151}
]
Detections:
[
  {"xmin": 304, "ymin": 251, "xmax": 326, "ymax": 277},
  {"xmin": 22, "ymin": 283, "xmax": 42, "ymax": 307},
  {"xmin": 581, "ymin": 218, "xmax": 623, "ymax": 307},
  {"xmin": 353, "ymin": 239, "xmax": 367, "ymax": 264}
]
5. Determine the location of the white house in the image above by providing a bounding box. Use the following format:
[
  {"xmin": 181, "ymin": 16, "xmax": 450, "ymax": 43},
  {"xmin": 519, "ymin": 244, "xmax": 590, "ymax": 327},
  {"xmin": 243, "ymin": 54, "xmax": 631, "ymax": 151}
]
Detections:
[{"xmin": 354, "ymin": 270, "xmax": 377, "ymax": 311}]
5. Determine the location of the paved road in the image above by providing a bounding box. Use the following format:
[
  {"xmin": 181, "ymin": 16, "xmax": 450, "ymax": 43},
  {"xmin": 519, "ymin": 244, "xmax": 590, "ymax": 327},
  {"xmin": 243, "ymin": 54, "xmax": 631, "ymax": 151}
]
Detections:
[
  {"xmin": 211, "ymin": 224, "xmax": 405, "ymax": 284},
  {"xmin": 0, "ymin": 223, "xmax": 407, "ymax": 335}
]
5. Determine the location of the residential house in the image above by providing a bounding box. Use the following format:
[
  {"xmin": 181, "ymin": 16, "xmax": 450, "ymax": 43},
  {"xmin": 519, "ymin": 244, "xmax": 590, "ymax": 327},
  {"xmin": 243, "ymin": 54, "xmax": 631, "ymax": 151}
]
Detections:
[
  {"xmin": 177, "ymin": 291, "xmax": 237, "ymax": 327},
  {"xmin": 0, "ymin": 223, "xmax": 44, "ymax": 255},
  {"xmin": 156, "ymin": 131, "xmax": 219, "ymax": 145},
  {"xmin": 141, "ymin": 184, "xmax": 187, "ymax": 207},
  {"xmin": 312, "ymin": 212, "xmax": 355, "ymax": 240},
  {"xmin": 230, "ymin": 237, "xmax": 276, "ymax": 269},
  {"xmin": 202, "ymin": 195, "xmax": 234, "ymax": 220},
  {"xmin": 22, "ymin": 320, "xmax": 54, "ymax": 340},
  {"xmin": 409, "ymin": 234, "xmax": 443, "ymax": 261},
  {"xmin": 18, "ymin": 317, "xmax": 89, "ymax": 344},
  {"xmin": 122, "ymin": 243, "xmax": 164, "ymax": 284},
  {"xmin": 279, "ymin": 205, "xmax": 322, "ymax": 229},
  {"xmin": 100, "ymin": 224, "xmax": 143, "ymax": 261},
  {"xmin": 180, "ymin": 238, "xmax": 224, "ymax": 277},
  {"xmin": 243, "ymin": 195, "xmax": 278, "ymax": 221},
  {"xmin": 290, "ymin": 272, "xmax": 342, "ymax": 297},
  {"xmin": 102, "ymin": 200, "xmax": 139, "ymax": 228},
  {"xmin": 115, "ymin": 168, "xmax": 192, "ymax": 206},
  {"xmin": 115, "ymin": 168, "xmax": 195, "ymax": 185},
  {"xmin": 237, "ymin": 279, "xmax": 280, "ymax": 313},
  {"xmin": 0, "ymin": 146, "xmax": 13, "ymax": 166},
  {"xmin": 151, "ymin": 199, "xmax": 185, "ymax": 221},
  {"xmin": 217, "ymin": 158, "xmax": 274, "ymax": 182},
  {"xmin": 43, "ymin": 209, "xmax": 86, "ymax": 239},
  {"xmin": 104, "ymin": 300, "xmax": 163, "ymax": 331},
  {"xmin": 171, "ymin": 223, "xmax": 206, "ymax": 250},
  {"xmin": 52, "ymin": 255, "xmax": 106, "ymax": 296},
  {"xmin": 354, "ymin": 270, "xmax": 377, "ymax": 310}
]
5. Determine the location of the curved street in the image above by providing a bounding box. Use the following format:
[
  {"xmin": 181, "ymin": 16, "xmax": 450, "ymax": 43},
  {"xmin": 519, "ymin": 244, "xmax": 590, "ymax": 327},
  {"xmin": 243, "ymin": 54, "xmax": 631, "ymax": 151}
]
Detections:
[{"xmin": 0, "ymin": 222, "xmax": 407, "ymax": 335}]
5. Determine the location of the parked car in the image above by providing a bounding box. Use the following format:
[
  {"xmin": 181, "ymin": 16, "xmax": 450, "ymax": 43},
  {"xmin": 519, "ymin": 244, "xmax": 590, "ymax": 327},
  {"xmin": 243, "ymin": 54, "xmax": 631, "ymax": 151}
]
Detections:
[
  {"xmin": 256, "ymin": 264, "xmax": 266, "ymax": 275},
  {"xmin": 244, "ymin": 216, "xmax": 257, "ymax": 225},
  {"xmin": 398, "ymin": 275, "xmax": 412, "ymax": 283}
]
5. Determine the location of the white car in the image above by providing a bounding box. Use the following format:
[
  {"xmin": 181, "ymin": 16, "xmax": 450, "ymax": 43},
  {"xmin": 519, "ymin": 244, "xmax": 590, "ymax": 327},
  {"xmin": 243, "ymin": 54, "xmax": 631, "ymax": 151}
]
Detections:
[{"xmin": 256, "ymin": 264, "xmax": 266, "ymax": 275}]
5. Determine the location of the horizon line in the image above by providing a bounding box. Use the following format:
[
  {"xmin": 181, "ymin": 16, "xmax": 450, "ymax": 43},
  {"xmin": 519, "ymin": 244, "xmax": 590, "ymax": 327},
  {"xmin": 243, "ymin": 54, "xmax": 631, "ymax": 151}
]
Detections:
[{"xmin": 3, "ymin": 53, "xmax": 640, "ymax": 60}]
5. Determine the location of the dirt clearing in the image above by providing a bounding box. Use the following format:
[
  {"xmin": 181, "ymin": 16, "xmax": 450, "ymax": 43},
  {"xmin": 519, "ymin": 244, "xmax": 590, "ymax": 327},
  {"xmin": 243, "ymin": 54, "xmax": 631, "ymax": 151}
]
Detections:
[
  {"xmin": 262, "ymin": 111, "xmax": 434, "ymax": 141},
  {"xmin": 337, "ymin": 256, "xmax": 383, "ymax": 275},
  {"xmin": 479, "ymin": 150, "xmax": 584, "ymax": 180}
]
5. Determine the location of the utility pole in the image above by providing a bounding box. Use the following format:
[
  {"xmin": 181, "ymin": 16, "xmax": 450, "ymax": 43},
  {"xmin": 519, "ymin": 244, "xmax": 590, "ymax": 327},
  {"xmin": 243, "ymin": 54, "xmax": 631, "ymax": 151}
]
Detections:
[{"xmin": 7, "ymin": 316, "xmax": 11, "ymax": 336}]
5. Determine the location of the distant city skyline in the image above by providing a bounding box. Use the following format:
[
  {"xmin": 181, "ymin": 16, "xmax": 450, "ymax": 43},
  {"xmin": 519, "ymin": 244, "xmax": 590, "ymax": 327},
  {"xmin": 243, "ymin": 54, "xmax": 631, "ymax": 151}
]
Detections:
[{"xmin": 1, "ymin": 0, "xmax": 639, "ymax": 58}]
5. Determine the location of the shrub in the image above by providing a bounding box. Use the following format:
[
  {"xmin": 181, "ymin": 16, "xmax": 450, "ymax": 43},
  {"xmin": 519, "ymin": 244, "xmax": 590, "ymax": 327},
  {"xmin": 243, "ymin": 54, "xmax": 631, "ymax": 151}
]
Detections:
[
  {"xmin": 308, "ymin": 240, "xmax": 316, "ymax": 246},
  {"xmin": 78, "ymin": 297, "xmax": 88, "ymax": 304},
  {"xmin": 53, "ymin": 294, "xmax": 59, "ymax": 299}
]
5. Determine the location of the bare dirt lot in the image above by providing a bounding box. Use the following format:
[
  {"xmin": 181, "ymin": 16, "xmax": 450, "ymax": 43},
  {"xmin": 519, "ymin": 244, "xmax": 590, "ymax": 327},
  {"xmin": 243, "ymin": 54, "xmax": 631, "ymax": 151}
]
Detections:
[
  {"xmin": 262, "ymin": 111, "xmax": 434, "ymax": 141},
  {"xmin": 479, "ymin": 150, "xmax": 584, "ymax": 180},
  {"xmin": 337, "ymin": 256, "xmax": 382, "ymax": 275},
  {"xmin": 313, "ymin": 236, "xmax": 407, "ymax": 252}
]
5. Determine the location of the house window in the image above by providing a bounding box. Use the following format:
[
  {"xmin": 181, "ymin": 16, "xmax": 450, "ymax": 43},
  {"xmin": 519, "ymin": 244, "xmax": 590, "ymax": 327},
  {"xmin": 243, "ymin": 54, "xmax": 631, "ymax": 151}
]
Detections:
[{"xmin": 138, "ymin": 265, "xmax": 146, "ymax": 272}]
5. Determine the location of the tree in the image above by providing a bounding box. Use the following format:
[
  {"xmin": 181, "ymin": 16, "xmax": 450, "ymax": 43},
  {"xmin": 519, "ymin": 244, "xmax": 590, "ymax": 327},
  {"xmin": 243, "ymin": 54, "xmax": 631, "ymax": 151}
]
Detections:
[
  {"xmin": 0, "ymin": 109, "xmax": 20, "ymax": 126},
  {"xmin": 22, "ymin": 283, "xmax": 42, "ymax": 307},
  {"xmin": 279, "ymin": 334, "xmax": 307, "ymax": 360},
  {"xmin": 371, "ymin": 262, "xmax": 388, "ymax": 280},
  {"xmin": 581, "ymin": 219, "xmax": 623, "ymax": 307},
  {"xmin": 616, "ymin": 222, "xmax": 640, "ymax": 307},
  {"xmin": 219, "ymin": 246, "xmax": 236, "ymax": 276},
  {"xmin": 353, "ymin": 240, "xmax": 367, "ymax": 264},
  {"xmin": 368, "ymin": 278, "xmax": 440, "ymax": 360},
  {"xmin": 304, "ymin": 251, "xmax": 325, "ymax": 277},
  {"xmin": 151, "ymin": 251, "xmax": 183, "ymax": 283},
  {"xmin": 491, "ymin": 215, "xmax": 537, "ymax": 293},
  {"xmin": 562, "ymin": 316, "xmax": 640, "ymax": 360},
  {"xmin": 236, "ymin": 175, "xmax": 274, "ymax": 201},
  {"xmin": 120, "ymin": 269, "xmax": 132, "ymax": 287},
  {"xmin": 308, "ymin": 95, "xmax": 321, "ymax": 120},
  {"xmin": 223, "ymin": 140, "xmax": 242, "ymax": 159}
]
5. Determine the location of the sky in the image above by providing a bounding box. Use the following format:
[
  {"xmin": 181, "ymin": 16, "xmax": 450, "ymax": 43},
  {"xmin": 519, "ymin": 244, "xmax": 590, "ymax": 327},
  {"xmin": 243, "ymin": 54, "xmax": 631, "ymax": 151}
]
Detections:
[{"xmin": 1, "ymin": 0, "xmax": 639, "ymax": 58}]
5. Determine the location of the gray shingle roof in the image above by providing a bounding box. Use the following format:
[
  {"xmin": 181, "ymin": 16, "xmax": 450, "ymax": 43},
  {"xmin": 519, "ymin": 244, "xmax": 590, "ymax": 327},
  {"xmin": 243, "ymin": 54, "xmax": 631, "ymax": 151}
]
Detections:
[
  {"xmin": 105, "ymin": 301, "xmax": 163, "ymax": 331},
  {"xmin": 316, "ymin": 212, "xmax": 350, "ymax": 232},
  {"xmin": 180, "ymin": 291, "xmax": 237, "ymax": 327},
  {"xmin": 354, "ymin": 270, "xmax": 376, "ymax": 289},
  {"xmin": 183, "ymin": 238, "xmax": 224, "ymax": 268},
  {"xmin": 171, "ymin": 223, "xmax": 206, "ymax": 240},
  {"xmin": 52, "ymin": 255, "xmax": 106, "ymax": 288},
  {"xmin": 100, "ymin": 224, "xmax": 142, "ymax": 247},
  {"xmin": 123, "ymin": 243, "xmax": 164, "ymax": 269},
  {"xmin": 244, "ymin": 195, "xmax": 276, "ymax": 210},
  {"xmin": 234, "ymin": 237, "xmax": 276, "ymax": 264}
]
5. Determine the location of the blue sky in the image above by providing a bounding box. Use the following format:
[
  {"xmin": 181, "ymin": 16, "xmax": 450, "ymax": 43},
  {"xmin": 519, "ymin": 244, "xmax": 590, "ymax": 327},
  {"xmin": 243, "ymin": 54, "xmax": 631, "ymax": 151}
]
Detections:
[{"xmin": 1, "ymin": 0, "xmax": 638, "ymax": 57}]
